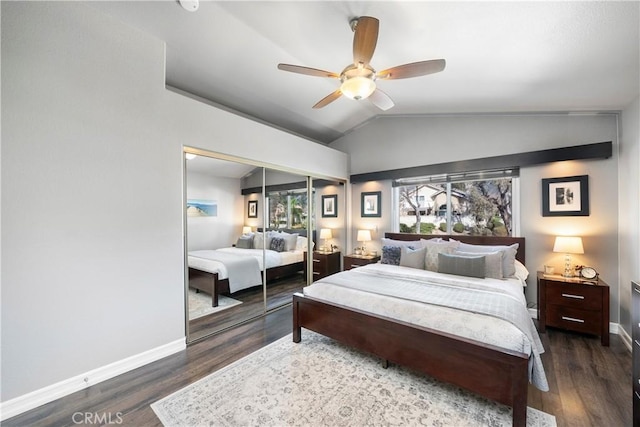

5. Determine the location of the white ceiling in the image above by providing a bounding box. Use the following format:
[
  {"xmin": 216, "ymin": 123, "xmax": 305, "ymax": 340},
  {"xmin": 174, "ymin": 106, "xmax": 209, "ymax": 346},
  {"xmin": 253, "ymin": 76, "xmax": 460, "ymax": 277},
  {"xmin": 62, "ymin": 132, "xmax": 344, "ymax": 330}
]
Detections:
[{"xmin": 91, "ymin": 1, "xmax": 639, "ymax": 145}]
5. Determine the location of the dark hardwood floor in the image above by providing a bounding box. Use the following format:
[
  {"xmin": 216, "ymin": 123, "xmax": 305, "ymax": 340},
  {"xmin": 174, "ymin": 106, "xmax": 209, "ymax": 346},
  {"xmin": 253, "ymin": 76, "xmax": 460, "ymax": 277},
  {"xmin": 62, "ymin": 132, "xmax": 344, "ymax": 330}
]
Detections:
[
  {"xmin": 188, "ymin": 273, "xmax": 305, "ymax": 341},
  {"xmin": 4, "ymin": 312, "xmax": 631, "ymax": 426}
]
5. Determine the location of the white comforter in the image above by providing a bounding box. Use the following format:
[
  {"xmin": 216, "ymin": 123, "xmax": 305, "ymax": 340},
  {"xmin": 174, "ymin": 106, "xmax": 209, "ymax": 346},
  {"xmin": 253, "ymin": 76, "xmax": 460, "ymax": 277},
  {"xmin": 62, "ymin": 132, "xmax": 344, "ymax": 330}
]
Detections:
[
  {"xmin": 303, "ymin": 263, "xmax": 549, "ymax": 391},
  {"xmin": 188, "ymin": 247, "xmax": 303, "ymax": 293}
]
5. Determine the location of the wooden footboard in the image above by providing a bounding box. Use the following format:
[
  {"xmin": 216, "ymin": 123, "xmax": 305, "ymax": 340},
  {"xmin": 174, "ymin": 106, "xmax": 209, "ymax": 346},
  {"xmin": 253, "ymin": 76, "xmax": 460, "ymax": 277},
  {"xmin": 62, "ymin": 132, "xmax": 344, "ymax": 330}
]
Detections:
[
  {"xmin": 188, "ymin": 262, "xmax": 304, "ymax": 308},
  {"xmin": 292, "ymin": 293, "xmax": 529, "ymax": 427}
]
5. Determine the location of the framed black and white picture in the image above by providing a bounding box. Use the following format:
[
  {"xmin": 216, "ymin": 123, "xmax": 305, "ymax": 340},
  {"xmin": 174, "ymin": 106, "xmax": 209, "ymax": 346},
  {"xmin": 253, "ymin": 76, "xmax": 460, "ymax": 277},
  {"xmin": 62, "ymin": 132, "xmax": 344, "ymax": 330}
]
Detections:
[
  {"xmin": 361, "ymin": 191, "xmax": 381, "ymax": 218},
  {"xmin": 542, "ymin": 175, "xmax": 589, "ymax": 216},
  {"xmin": 248, "ymin": 200, "xmax": 258, "ymax": 218},
  {"xmin": 322, "ymin": 194, "xmax": 338, "ymax": 218}
]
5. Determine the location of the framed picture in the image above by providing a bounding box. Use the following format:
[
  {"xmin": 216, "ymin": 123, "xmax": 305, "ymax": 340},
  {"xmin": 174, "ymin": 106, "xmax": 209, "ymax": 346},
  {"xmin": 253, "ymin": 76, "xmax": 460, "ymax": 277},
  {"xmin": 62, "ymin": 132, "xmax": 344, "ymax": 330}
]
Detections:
[
  {"xmin": 321, "ymin": 194, "xmax": 338, "ymax": 218},
  {"xmin": 542, "ymin": 175, "xmax": 589, "ymax": 216},
  {"xmin": 361, "ymin": 191, "xmax": 381, "ymax": 218},
  {"xmin": 248, "ymin": 200, "xmax": 258, "ymax": 218}
]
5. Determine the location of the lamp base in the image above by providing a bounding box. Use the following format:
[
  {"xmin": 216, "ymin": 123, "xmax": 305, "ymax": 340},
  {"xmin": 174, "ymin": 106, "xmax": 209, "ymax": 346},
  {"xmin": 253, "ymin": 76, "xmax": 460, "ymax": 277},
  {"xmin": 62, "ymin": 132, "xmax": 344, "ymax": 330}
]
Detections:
[{"xmin": 563, "ymin": 253, "xmax": 573, "ymax": 277}]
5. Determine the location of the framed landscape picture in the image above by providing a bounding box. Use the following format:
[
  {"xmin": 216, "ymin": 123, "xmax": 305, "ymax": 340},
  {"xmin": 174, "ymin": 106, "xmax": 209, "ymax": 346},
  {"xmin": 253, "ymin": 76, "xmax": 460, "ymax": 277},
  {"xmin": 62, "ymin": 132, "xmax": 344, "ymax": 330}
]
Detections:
[
  {"xmin": 542, "ymin": 175, "xmax": 589, "ymax": 216},
  {"xmin": 361, "ymin": 191, "xmax": 381, "ymax": 218},
  {"xmin": 322, "ymin": 194, "xmax": 338, "ymax": 218}
]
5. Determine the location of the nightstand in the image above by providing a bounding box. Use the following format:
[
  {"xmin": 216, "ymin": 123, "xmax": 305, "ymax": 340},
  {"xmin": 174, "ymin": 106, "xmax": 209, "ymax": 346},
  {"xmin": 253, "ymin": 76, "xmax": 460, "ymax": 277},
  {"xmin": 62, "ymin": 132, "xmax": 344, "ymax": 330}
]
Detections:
[
  {"xmin": 344, "ymin": 254, "xmax": 381, "ymax": 270},
  {"xmin": 537, "ymin": 271, "xmax": 609, "ymax": 346},
  {"xmin": 304, "ymin": 251, "xmax": 340, "ymax": 281}
]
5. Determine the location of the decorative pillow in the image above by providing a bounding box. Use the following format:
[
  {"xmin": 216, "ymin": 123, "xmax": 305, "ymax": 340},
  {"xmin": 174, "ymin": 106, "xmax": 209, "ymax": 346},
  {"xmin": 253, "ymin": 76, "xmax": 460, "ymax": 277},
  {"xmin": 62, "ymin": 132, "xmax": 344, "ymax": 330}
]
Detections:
[
  {"xmin": 454, "ymin": 250, "xmax": 503, "ymax": 279},
  {"xmin": 381, "ymin": 246, "xmax": 403, "ymax": 265},
  {"xmin": 253, "ymin": 231, "xmax": 275, "ymax": 250},
  {"xmin": 277, "ymin": 231, "xmax": 299, "ymax": 251},
  {"xmin": 296, "ymin": 236, "xmax": 314, "ymax": 252},
  {"xmin": 514, "ymin": 260, "xmax": 529, "ymax": 285},
  {"xmin": 236, "ymin": 235, "xmax": 253, "ymax": 249},
  {"xmin": 451, "ymin": 240, "xmax": 518, "ymax": 277},
  {"xmin": 438, "ymin": 253, "xmax": 486, "ymax": 279},
  {"xmin": 400, "ymin": 246, "xmax": 427, "ymax": 270},
  {"xmin": 381, "ymin": 237, "xmax": 421, "ymax": 248},
  {"xmin": 269, "ymin": 236, "xmax": 286, "ymax": 253},
  {"xmin": 423, "ymin": 239, "xmax": 459, "ymax": 271}
]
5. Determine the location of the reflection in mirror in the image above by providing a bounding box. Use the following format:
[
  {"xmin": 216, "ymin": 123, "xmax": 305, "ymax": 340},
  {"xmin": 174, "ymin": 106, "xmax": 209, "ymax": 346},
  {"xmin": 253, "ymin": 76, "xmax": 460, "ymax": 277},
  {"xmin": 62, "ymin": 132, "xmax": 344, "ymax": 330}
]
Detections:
[
  {"xmin": 311, "ymin": 179, "xmax": 347, "ymax": 282},
  {"xmin": 185, "ymin": 153, "xmax": 266, "ymax": 342},
  {"xmin": 263, "ymin": 169, "xmax": 310, "ymax": 311}
]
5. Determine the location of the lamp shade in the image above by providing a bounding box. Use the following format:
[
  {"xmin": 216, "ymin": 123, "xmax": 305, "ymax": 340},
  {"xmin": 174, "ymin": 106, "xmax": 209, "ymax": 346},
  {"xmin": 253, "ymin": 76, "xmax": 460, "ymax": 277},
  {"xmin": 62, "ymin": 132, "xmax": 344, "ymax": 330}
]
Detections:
[
  {"xmin": 319, "ymin": 228, "xmax": 332, "ymax": 240},
  {"xmin": 357, "ymin": 229, "xmax": 372, "ymax": 242},
  {"xmin": 242, "ymin": 226, "xmax": 252, "ymax": 235},
  {"xmin": 553, "ymin": 236, "xmax": 584, "ymax": 254},
  {"xmin": 341, "ymin": 76, "xmax": 376, "ymax": 100}
]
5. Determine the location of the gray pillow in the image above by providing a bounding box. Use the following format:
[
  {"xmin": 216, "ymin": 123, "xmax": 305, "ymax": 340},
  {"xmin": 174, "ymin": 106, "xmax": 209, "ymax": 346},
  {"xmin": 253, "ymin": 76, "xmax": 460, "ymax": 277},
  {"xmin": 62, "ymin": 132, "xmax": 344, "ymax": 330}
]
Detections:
[
  {"xmin": 400, "ymin": 246, "xmax": 427, "ymax": 270},
  {"xmin": 437, "ymin": 253, "xmax": 486, "ymax": 279},
  {"xmin": 236, "ymin": 236, "xmax": 253, "ymax": 249},
  {"xmin": 454, "ymin": 250, "xmax": 503, "ymax": 279}
]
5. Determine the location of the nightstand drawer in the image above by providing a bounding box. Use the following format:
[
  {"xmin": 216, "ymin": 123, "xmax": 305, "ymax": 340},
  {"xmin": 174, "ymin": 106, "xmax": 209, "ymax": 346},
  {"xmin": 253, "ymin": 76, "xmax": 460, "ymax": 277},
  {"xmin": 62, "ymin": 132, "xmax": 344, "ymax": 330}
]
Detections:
[
  {"xmin": 545, "ymin": 306, "xmax": 601, "ymax": 335},
  {"xmin": 545, "ymin": 282, "xmax": 602, "ymax": 311},
  {"xmin": 344, "ymin": 254, "xmax": 380, "ymax": 271}
]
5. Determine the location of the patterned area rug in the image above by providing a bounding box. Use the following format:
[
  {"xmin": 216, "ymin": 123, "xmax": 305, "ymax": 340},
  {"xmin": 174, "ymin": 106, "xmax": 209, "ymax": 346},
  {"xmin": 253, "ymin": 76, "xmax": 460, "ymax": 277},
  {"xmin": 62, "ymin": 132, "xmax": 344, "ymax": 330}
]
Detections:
[
  {"xmin": 188, "ymin": 289, "xmax": 242, "ymax": 320},
  {"xmin": 151, "ymin": 330, "xmax": 557, "ymax": 426}
]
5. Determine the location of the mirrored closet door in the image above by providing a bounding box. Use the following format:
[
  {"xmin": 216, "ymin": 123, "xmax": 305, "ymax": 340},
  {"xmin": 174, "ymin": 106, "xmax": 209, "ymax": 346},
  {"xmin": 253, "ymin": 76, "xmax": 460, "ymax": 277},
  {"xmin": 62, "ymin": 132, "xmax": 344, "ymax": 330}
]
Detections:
[{"xmin": 185, "ymin": 154, "xmax": 266, "ymax": 342}]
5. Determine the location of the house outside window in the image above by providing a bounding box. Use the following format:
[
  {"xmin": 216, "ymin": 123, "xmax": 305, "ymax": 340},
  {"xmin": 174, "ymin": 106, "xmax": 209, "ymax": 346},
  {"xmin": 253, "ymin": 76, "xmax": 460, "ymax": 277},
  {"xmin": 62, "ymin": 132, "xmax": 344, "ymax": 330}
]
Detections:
[{"xmin": 396, "ymin": 169, "xmax": 517, "ymax": 236}]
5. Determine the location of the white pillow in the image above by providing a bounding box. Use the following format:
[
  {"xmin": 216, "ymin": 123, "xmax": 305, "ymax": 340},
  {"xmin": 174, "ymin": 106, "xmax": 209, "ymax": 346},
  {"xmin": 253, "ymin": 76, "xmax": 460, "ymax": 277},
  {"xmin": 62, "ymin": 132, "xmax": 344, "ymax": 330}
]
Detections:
[
  {"xmin": 381, "ymin": 237, "xmax": 420, "ymax": 248},
  {"xmin": 514, "ymin": 260, "xmax": 529, "ymax": 285},
  {"xmin": 277, "ymin": 231, "xmax": 299, "ymax": 251},
  {"xmin": 253, "ymin": 231, "xmax": 275, "ymax": 250},
  {"xmin": 295, "ymin": 236, "xmax": 314, "ymax": 252}
]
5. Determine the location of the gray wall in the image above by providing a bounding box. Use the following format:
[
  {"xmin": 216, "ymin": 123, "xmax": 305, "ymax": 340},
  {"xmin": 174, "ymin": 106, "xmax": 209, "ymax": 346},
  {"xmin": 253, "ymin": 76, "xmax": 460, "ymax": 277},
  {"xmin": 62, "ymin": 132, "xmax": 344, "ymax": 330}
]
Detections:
[
  {"xmin": 618, "ymin": 95, "xmax": 640, "ymax": 336},
  {"xmin": 334, "ymin": 113, "xmax": 620, "ymax": 319},
  {"xmin": 1, "ymin": 2, "xmax": 347, "ymax": 403}
]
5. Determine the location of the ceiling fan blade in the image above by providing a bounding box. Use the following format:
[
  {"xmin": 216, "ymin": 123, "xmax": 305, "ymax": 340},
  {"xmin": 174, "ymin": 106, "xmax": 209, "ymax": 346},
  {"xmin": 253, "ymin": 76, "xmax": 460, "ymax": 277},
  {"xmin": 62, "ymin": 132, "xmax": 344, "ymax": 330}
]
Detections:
[
  {"xmin": 277, "ymin": 64, "xmax": 339, "ymax": 78},
  {"xmin": 377, "ymin": 59, "xmax": 446, "ymax": 80},
  {"xmin": 368, "ymin": 88, "xmax": 394, "ymax": 111},
  {"xmin": 352, "ymin": 16, "xmax": 379, "ymax": 66},
  {"xmin": 313, "ymin": 89, "xmax": 342, "ymax": 109}
]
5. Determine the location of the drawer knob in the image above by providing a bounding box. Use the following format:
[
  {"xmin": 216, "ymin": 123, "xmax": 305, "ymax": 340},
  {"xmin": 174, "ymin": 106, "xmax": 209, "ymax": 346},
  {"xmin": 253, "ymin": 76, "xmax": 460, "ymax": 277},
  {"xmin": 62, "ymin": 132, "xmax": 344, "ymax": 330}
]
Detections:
[
  {"xmin": 561, "ymin": 293, "xmax": 585, "ymax": 300},
  {"xmin": 562, "ymin": 316, "xmax": 585, "ymax": 323}
]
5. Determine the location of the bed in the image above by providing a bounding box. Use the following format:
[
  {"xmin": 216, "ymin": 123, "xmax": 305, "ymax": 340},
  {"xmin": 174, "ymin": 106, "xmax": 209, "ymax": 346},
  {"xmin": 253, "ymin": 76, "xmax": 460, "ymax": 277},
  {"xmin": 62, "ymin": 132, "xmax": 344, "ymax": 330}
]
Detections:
[
  {"xmin": 292, "ymin": 233, "xmax": 547, "ymax": 427},
  {"xmin": 188, "ymin": 229, "xmax": 310, "ymax": 307}
]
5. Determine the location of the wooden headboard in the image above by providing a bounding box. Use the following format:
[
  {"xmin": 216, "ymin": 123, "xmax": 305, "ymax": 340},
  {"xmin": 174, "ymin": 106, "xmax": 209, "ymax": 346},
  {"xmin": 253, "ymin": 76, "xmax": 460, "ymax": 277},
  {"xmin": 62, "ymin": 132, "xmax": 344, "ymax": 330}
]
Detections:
[{"xmin": 385, "ymin": 233, "xmax": 526, "ymax": 265}]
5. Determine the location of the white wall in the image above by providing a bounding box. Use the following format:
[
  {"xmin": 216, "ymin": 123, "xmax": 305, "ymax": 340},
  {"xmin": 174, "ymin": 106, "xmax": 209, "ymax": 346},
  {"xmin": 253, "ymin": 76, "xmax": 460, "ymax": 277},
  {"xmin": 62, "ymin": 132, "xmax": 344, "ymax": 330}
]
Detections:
[
  {"xmin": 618, "ymin": 95, "xmax": 640, "ymax": 336},
  {"xmin": 1, "ymin": 1, "xmax": 347, "ymax": 408},
  {"xmin": 186, "ymin": 172, "xmax": 243, "ymax": 251},
  {"xmin": 335, "ymin": 113, "xmax": 619, "ymax": 318}
]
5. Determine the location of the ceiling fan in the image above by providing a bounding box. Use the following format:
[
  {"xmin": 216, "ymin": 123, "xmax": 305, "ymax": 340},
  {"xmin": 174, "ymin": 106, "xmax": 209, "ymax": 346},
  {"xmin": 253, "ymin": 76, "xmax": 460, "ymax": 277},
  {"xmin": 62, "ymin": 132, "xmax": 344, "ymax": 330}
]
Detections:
[{"xmin": 277, "ymin": 16, "xmax": 446, "ymax": 111}]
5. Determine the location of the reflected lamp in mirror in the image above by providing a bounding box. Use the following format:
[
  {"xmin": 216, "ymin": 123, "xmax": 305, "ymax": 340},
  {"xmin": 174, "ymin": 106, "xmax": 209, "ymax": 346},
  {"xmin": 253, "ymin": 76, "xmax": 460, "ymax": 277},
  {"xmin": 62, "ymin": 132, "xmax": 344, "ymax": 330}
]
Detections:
[
  {"xmin": 357, "ymin": 229, "xmax": 372, "ymax": 255},
  {"xmin": 319, "ymin": 228, "xmax": 332, "ymax": 252},
  {"xmin": 242, "ymin": 226, "xmax": 252, "ymax": 235},
  {"xmin": 553, "ymin": 236, "xmax": 584, "ymax": 277}
]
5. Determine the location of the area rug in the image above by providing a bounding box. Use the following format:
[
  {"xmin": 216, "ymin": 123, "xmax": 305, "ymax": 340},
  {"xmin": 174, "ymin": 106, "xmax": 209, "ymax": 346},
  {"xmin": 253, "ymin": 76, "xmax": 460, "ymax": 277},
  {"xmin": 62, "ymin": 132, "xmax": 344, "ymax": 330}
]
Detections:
[
  {"xmin": 188, "ymin": 289, "xmax": 242, "ymax": 320},
  {"xmin": 151, "ymin": 330, "xmax": 556, "ymax": 426}
]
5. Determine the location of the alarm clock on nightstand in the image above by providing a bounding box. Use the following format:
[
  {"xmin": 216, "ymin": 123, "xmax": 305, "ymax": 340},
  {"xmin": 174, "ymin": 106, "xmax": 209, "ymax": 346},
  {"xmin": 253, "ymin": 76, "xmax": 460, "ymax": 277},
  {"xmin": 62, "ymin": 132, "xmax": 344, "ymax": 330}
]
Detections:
[{"xmin": 579, "ymin": 266, "xmax": 599, "ymax": 281}]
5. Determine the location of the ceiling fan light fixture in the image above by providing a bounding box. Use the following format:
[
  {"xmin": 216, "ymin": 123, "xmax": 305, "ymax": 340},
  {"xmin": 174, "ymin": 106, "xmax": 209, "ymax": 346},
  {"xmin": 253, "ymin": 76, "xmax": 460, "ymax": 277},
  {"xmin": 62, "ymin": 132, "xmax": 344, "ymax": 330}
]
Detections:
[{"xmin": 340, "ymin": 76, "xmax": 376, "ymax": 100}]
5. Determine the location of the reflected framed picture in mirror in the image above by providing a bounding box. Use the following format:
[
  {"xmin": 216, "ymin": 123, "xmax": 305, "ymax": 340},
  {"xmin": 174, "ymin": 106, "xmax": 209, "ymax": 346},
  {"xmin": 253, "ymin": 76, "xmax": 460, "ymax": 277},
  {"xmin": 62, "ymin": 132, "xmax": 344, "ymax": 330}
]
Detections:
[
  {"xmin": 248, "ymin": 200, "xmax": 258, "ymax": 218},
  {"xmin": 322, "ymin": 194, "xmax": 338, "ymax": 218}
]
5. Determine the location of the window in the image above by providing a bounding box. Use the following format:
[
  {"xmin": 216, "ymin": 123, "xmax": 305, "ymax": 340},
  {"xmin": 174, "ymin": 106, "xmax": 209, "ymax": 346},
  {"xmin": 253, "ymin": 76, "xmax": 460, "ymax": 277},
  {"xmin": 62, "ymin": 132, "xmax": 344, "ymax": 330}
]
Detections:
[
  {"xmin": 395, "ymin": 169, "xmax": 517, "ymax": 236},
  {"xmin": 267, "ymin": 190, "xmax": 310, "ymax": 230}
]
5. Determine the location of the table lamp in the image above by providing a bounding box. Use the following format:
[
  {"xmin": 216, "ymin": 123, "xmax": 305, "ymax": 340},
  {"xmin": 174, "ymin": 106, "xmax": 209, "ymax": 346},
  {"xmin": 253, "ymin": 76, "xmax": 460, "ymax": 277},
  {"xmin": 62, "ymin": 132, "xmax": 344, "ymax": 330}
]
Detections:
[
  {"xmin": 357, "ymin": 229, "xmax": 372, "ymax": 255},
  {"xmin": 553, "ymin": 236, "xmax": 584, "ymax": 277},
  {"xmin": 242, "ymin": 226, "xmax": 252, "ymax": 235},
  {"xmin": 319, "ymin": 228, "xmax": 332, "ymax": 252}
]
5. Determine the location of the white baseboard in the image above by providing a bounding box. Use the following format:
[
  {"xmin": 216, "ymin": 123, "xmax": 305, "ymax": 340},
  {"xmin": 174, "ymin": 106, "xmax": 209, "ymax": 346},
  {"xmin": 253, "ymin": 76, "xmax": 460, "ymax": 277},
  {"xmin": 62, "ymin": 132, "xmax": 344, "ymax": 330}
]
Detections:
[{"xmin": 0, "ymin": 338, "xmax": 185, "ymax": 421}]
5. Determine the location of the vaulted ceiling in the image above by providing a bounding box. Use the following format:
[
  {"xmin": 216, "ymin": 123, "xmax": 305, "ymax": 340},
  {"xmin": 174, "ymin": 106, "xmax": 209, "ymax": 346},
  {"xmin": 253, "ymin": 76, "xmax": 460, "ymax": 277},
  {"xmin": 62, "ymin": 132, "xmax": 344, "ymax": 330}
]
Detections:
[{"xmin": 92, "ymin": 1, "xmax": 639, "ymax": 145}]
